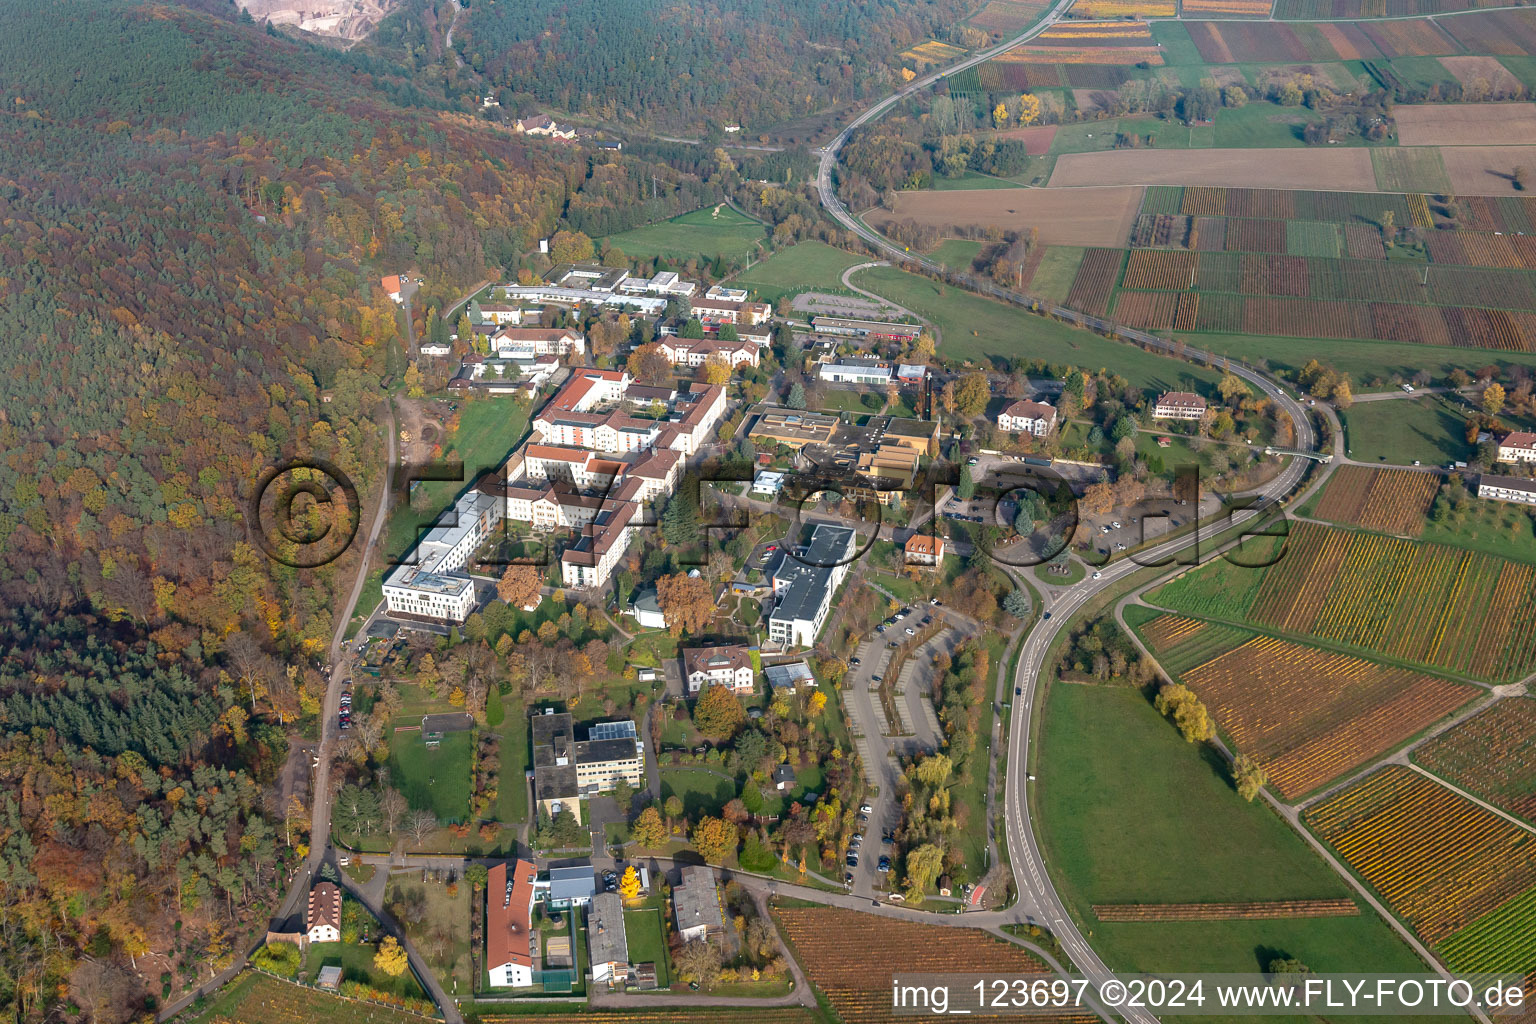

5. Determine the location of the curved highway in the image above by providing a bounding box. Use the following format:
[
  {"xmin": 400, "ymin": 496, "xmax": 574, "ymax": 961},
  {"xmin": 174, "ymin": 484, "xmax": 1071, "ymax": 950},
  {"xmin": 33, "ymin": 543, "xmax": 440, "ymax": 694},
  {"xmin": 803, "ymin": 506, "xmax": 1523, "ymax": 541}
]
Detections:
[{"xmin": 813, "ymin": 34, "xmax": 1327, "ymax": 1023}]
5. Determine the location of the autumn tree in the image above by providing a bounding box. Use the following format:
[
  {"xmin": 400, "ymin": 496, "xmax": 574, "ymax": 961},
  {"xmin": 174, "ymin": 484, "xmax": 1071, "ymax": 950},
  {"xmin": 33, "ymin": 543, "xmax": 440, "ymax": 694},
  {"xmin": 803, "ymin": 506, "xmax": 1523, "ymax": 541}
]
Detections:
[
  {"xmin": 700, "ymin": 357, "xmax": 733, "ymax": 386},
  {"xmin": 632, "ymin": 806, "xmax": 667, "ymax": 847},
  {"xmin": 656, "ymin": 572, "xmax": 714, "ymax": 636},
  {"xmin": 627, "ymin": 342, "xmax": 674, "ymax": 384},
  {"xmin": 903, "ymin": 843, "xmax": 945, "ymax": 902},
  {"xmin": 955, "ymin": 371, "xmax": 990, "ymax": 417},
  {"xmin": 1154, "ymin": 683, "xmax": 1213, "ymax": 743},
  {"xmin": 692, "ymin": 815, "xmax": 738, "ymax": 862},
  {"xmin": 497, "ymin": 563, "xmax": 542, "ymax": 609},
  {"xmin": 992, "ymin": 101, "xmax": 1009, "ymax": 128},
  {"xmin": 675, "ymin": 940, "xmax": 723, "ymax": 989},
  {"xmin": 1232, "ymin": 754, "xmax": 1266, "ymax": 802},
  {"xmin": 1217, "ymin": 373, "xmax": 1247, "ymax": 405},
  {"xmin": 1018, "ymin": 92, "xmax": 1041, "ymax": 125},
  {"xmin": 550, "ymin": 229, "xmax": 595, "ymax": 263},
  {"xmin": 694, "ymin": 683, "xmax": 747, "ymax": 739},
  {"xmin": 1080, "ymin": 481, "xmax": 1114, "ymax": 517},
  {"xmin": 374, "ymin": 936, "xmax": 408, "ymax": 977},
  {"xmin": 1484, "ymin": 382, "xmax": 1506, "ymax": 415}
]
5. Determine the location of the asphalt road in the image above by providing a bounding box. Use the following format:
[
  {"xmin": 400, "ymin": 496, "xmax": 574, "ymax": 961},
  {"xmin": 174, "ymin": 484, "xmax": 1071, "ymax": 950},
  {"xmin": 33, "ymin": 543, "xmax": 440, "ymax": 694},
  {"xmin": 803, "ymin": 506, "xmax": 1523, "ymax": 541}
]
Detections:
[{"xmin": 809, "ymin": 11, "xmax": 1327, "ymax": 1015}]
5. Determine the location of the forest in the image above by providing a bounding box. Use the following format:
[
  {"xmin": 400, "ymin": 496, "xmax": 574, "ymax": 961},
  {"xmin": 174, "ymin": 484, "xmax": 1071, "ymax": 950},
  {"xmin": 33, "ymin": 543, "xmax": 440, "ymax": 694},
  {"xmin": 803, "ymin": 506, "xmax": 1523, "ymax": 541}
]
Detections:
[
  {"xmin": 455, "ymin": 0, "xmax": 976, "ymax": 130},
  {"xmin": 0, "ymin": 1, "xmax": 734, "ymax": 1020}
]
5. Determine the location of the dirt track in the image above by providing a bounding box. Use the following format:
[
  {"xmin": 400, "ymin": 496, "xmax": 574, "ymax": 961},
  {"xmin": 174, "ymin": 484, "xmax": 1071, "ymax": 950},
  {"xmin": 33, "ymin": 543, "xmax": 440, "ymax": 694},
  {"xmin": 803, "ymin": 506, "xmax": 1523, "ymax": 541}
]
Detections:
[
  {"xmin": 867, "ymin": 185, "xmax": 1144, "ymax": 247},
  {"xmin": 1395, "ymin": 103, "xmax": 1536, "ymax": 147},
  {"xmin": 1048, "ymin": 148, "xmax": 1377, "ymax": 191}
]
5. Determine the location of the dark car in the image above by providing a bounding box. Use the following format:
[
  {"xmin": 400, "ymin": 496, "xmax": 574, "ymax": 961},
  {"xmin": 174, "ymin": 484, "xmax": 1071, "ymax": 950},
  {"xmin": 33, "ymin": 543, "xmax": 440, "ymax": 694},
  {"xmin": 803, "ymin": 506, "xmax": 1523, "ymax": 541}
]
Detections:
[
  {"xmin": 1015, "ymin": 687, "xmax": 1022, "ymax": 695},
  {"xmin": 846, "ymin": 852, "xmax": 859, "ymax": 867},
  {"xmin": 878, "ymin": 856, "xmax": 891, "ymax": 872}
]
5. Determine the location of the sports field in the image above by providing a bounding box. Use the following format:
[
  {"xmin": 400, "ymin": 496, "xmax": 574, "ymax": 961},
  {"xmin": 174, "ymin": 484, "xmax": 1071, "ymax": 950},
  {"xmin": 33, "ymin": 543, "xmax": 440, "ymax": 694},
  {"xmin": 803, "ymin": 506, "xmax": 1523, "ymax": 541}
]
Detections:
[{"xmin": 603, "ymin": 205, "xmax": 767, "ymax": 260}]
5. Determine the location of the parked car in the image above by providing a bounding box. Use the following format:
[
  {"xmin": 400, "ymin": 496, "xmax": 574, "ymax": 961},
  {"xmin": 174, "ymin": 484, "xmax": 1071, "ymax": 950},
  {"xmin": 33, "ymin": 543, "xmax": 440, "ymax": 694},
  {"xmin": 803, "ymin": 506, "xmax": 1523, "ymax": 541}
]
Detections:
[
  {"xmin": 846, "ymin": 852, "xmax": 859, "ymax": 867},
  {"xmin": 872, "ymin": 675, "xmax": 882, "ymax": 683},
  {"xmin": 878, "ymin": 856, "xmax": 891, "ymax": 872},
  {"xmin": 904, "ymin": 626, "xmax": 915, "ymax": 636},
  {"xmin": 850, "ymin": 657, "xmax": 861, "ymax": 666},
  {"xmin": 860, "ymin": 803, "xmax": 873, "ymax": 814}
]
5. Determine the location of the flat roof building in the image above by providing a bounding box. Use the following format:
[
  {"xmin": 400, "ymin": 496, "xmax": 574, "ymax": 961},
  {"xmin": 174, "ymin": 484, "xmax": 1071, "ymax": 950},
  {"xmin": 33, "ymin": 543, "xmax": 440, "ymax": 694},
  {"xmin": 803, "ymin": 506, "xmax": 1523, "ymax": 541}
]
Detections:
[
  {"xmin": 531, "ymin": 711, "xmax": 644, "ymax": 824},
  {"xmin": 768, "ymin": 524, "xmax": 858, "ymax": 649},
  {"xmin": 673, "ymin": 865, "xmax": 725, "ymax": 945},
  {"xmin": 588, "ymin": 892, "xmax": 629, "ymax": 984}
]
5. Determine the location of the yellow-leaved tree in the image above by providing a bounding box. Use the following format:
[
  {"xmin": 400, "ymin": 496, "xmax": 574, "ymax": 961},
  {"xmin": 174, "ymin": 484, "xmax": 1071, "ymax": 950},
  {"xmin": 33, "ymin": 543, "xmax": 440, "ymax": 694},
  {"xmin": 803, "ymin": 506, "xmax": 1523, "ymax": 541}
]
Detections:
[
  {"xmin": 374, "ymin": 936, "xmax": 408, "ymax": 977},
  {"xmin": 992, "ymin": 101, "xmax": 1009, "ymax": 128},
  {"xmin": 1018, "ymin": 93, "xmax": 1041, "ymax": 126},
  {"xmin": 619, "ymin": 865, "xmax": 642, "ymax": 900}
]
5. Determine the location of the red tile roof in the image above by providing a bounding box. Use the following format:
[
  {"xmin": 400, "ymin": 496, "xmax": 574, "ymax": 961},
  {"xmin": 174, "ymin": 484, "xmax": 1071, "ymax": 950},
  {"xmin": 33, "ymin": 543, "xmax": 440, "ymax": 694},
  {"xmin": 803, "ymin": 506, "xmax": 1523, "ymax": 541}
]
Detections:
[{"xmin": 487, "ymin": 861, "xmax": 536, "ymax": 970}]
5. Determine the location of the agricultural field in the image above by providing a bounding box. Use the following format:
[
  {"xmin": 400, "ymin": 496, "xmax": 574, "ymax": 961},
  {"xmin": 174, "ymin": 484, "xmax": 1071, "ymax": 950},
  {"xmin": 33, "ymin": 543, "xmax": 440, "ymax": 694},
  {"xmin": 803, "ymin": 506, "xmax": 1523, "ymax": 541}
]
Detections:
[
  {"xmin": 1153, "ymin": 520, "xmax": 1536, "ymax": 682},
  {"xmin": 1394, "ymin": 104, "xmax": 1536, "ymax": 147},
  {"xmin": 1049, "ymin": 148, "xmax": 1377, "ymax": 190},
  {"xmin": 1173, "ymin": 630, "xmax": 1475, "ymax": 799},
  {"xmin": 1415, "ymin": 697, "xmax": 1536, "ymax": 825},
  {"xmin": 967, "ymin": 0, "xmax": 1052, "ymax": 33},
  {"xmin": 1313, "ymin": 465, "xmax": 1440, "ymax": 536},
  {"xmin": 1064, "ymin": 247, "xmax": 1123, "ymax": 316},
  {"xmin": 1015, "ymin": 20, "xmax": 1165, "ymax": 64},
  {"xmin": 1092, "ymin": 899, "xmax": 1358, "ymax": 921},
  {"xmin": 1306, "ymin": 764, "xmax": 1536, "ymax": 970},
  {"xmin": 601, "ymin": 205, "xmax": 767, "ymax": 261},
  {"xmin": 775, "ymin": 907, "xmax": 1095, "ymax": 1024},
  {"xmin": 1275, "ymin": 0, "xmax": 1507, "ymax": 16},
  {"xmin": 901, "ymin": 39, "xmax": 966, "ymax": 66},
  {"xmin": 1037, "ymin": 683, "xmax": 1435, "ymax": 976},
  {"xmin": 192, "ymin": 973, "xmax": 426, "ymax": 1024},
  {"xmin": 868, "ymin": 185, "xmax": 1144, "ymax": 247},
  {"xmin": 1371, "ymin": 147, "xmax": 1452, "ymax": 194},
  {"xmin": 1069, "ymin": 0, "xmax": 1176, "ymax": 16},
  {"xmin": 729, "ymin": 240, "xmax": 864, "ymax": 304}
]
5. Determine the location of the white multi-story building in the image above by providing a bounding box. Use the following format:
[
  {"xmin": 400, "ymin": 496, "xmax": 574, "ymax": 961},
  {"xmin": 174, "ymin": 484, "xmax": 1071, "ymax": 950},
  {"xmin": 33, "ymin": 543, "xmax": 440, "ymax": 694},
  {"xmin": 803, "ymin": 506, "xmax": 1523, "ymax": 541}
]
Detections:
[
  {"xmin": 818, "ymin": 358, "xmax": 892, "ymax": 386},
  {"xmin": 683, "ymin": 645, "xmax": 756, "ymax": 695},
  {"xmin": 382, "ymin": 488, "xmax": 503, "ymax": 622},
  {"xmin": 492, "ymin": 327, "xmax": 586, "ymax": 359},
  {"xmin": 1498, "ymin": 431, "xmax": 1536, "ymax": 464},
  {"xmin": 767, "ymin": 524, "xmax": 858, "ymax": 648},
  {"xmin": 1153, "ymin": 391, "xmax": 1207, "ymax": 421},
  {"xmin": 560, "ymin": 496, "xmax": 640, "ymax": 590},
  {"xmin": 487, "ymin": 861, "xmax": 537, "ymax": 989},
  {"xmin": 657, "ymin": 337, "xmax": 760, "ymax": 369},
  {"xmin": 998, "ymin": 399, "xmax": 1057, "ymax": 436},
  {"xmin": 1479, "ymin": 473, "xmax": 1536, "ymax": 505}
]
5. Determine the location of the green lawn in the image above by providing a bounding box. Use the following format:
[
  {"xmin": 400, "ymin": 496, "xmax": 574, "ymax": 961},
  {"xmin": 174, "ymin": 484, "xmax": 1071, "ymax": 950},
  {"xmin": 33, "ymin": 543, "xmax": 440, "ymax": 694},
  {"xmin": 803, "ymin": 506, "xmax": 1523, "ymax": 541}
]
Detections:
[
  {"xmin": 931, "ymin": 238, "xmax": 983, "ymax": 270},
  {"xmin": 491, "ymin": 694, "xmax": 530, "ymax": 825},
  {"xmin": 1212, "ymin": 103, "xmax": 1325, "ymax": 149},
  {"xmin": 929, "ymin": 170, "xmax": 1030, "ymax": 190},
  {"xmin": 388, "ymin": 729, "xmax": 472, "ymax": 822},
  {"xmin": 383, "ymin": 398, "xmax": 532, "ymax": 563},
  {"xmin": 1418, "ymin": 493, "xmax": 1536, "ymax": 567},
  {"xmin": 1339, "ymin": 397, "xmax": 1472, "ymax": 467},
  {"xmin": 1029, "ymin": 246, "xmax": 1084, "ymax": 304},
  {"xmin": 851, "ymin": 263, "xmax": 1222, "ymax": 393},
  {"xmin": 1036, "ymin": 684, "xmax": 1433, "ymax": 981},
  {"xmin": 1189, "ymin": 332, "xmax": 1536, "ymax": 390},
  {"xmin": 304, "ymin": 941, "xmax": 426, "ymax": 1000},
  {"xmin": 732, "ymin": 240, "xmax": 866, "ymax": 304},
  {"xmin": 1034, "ymin": 560, "xmax": 1085, "ymax": 586},
  {"xmin": 1371, "ymin": 147, "xmax": 1453, "ymax": 194},
  {"xmin": 604, "ymin": 205, "xmax": 767, "ymax": 261},
  {"xmin": 1149, "ymin": 20, "xmax": 1203, "ymax": 65},
  {"xmin": 623, "ymin": 908, "xmax": 673, "ymax": 987},
  {"xmin": 388, "ymin": 877, "xmax": 473, "ymax": 992},
  {"xmin": 659, "ymin": 767, "xmax": 737, "ymax": 819}
]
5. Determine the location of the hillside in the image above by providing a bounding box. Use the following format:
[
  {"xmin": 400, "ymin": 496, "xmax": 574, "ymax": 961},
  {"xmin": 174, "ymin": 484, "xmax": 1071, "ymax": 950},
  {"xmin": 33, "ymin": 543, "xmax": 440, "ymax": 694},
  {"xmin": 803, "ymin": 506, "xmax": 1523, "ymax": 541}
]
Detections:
[
  {"xmin": 456, "ymin": 0, "xmax": 978, "ymax": 131},
  {"xmin": 0, "ymin": 2, "xmax": 716, "ymax": 1020}
]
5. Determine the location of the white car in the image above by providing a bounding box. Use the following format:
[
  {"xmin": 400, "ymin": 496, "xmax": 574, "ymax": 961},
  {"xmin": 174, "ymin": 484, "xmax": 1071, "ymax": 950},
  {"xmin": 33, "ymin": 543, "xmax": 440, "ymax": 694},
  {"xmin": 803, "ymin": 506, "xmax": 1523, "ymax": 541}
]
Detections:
[
  {"xmin": 1402, "ymin": 383, "xmax": 1415, "ymax": 393},
  {"xmin": 1092, "ymin": 571, "xmax": 1102, "ymax": 579}
]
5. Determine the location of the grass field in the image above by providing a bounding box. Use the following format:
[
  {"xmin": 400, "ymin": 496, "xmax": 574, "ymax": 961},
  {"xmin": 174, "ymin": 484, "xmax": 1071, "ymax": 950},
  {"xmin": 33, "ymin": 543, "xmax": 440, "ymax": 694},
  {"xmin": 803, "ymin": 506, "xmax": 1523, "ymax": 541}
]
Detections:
[
  {"xmin": 1371, "ymin": 147, "xmax": 1453, "ymax": 194},
  {"xmin": 1189, "ymin": 332, "xmax": 1536, "ymax": 390},
  {"xmin": 388, "ymin": 729, "xmax": 472, "ymax": 822},
  {"xmin": 383, "ymin": 399, "xmax": 531, "ymax": 563},
  {"xmin": 1036, "ymin": 684, "xmax": 1432, "ymax": 980},
  {"xmin": 1420, "ymin": 496, "xmax": 1536, "ymax": 567},
  {"xmin": 850, "ymin": 263, "xmax": 1223, "ymax": 392},
  {"xmin": 303, "ymin": 942, "xmax": 426, "ymax": 1000},
  {"xmin": 1339, "ymin": 397, "xmax": 1472, "ymax": 466},
  {"xmin": 623, "ymin": 908, "xmax": 673, "ymax": 987},
  {"xmin": 659, "ymin": 767, "xmax": 737, "ymax": 819},
  {"xmin": 387, "ymin": 875, "xmax": 473, "ymax": 991},
  {"xmin": 930, "ymin": 238, "xmax": 983, "ymax": 270},
  {"xmin": 603, "ymin": 205, "xmax": 767, "ymax": 261},
  {"xmin": 1030, "ymin": 246, "xmax": 1085, "ymax": 302},
  {"xmin": 1212, "ymin": 104, "xmax": 1327, "ymax": 149},
  {"xmin": 491, "ymin": 695, "xmax": 530, "ymax": 825},
  {"xmin": 731, "ymin": 240, "xmax": 865, "ymax": 304},
  {"xmin": 186, "ymin": 972, "xmax": 427, "ymax": 1024}
]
